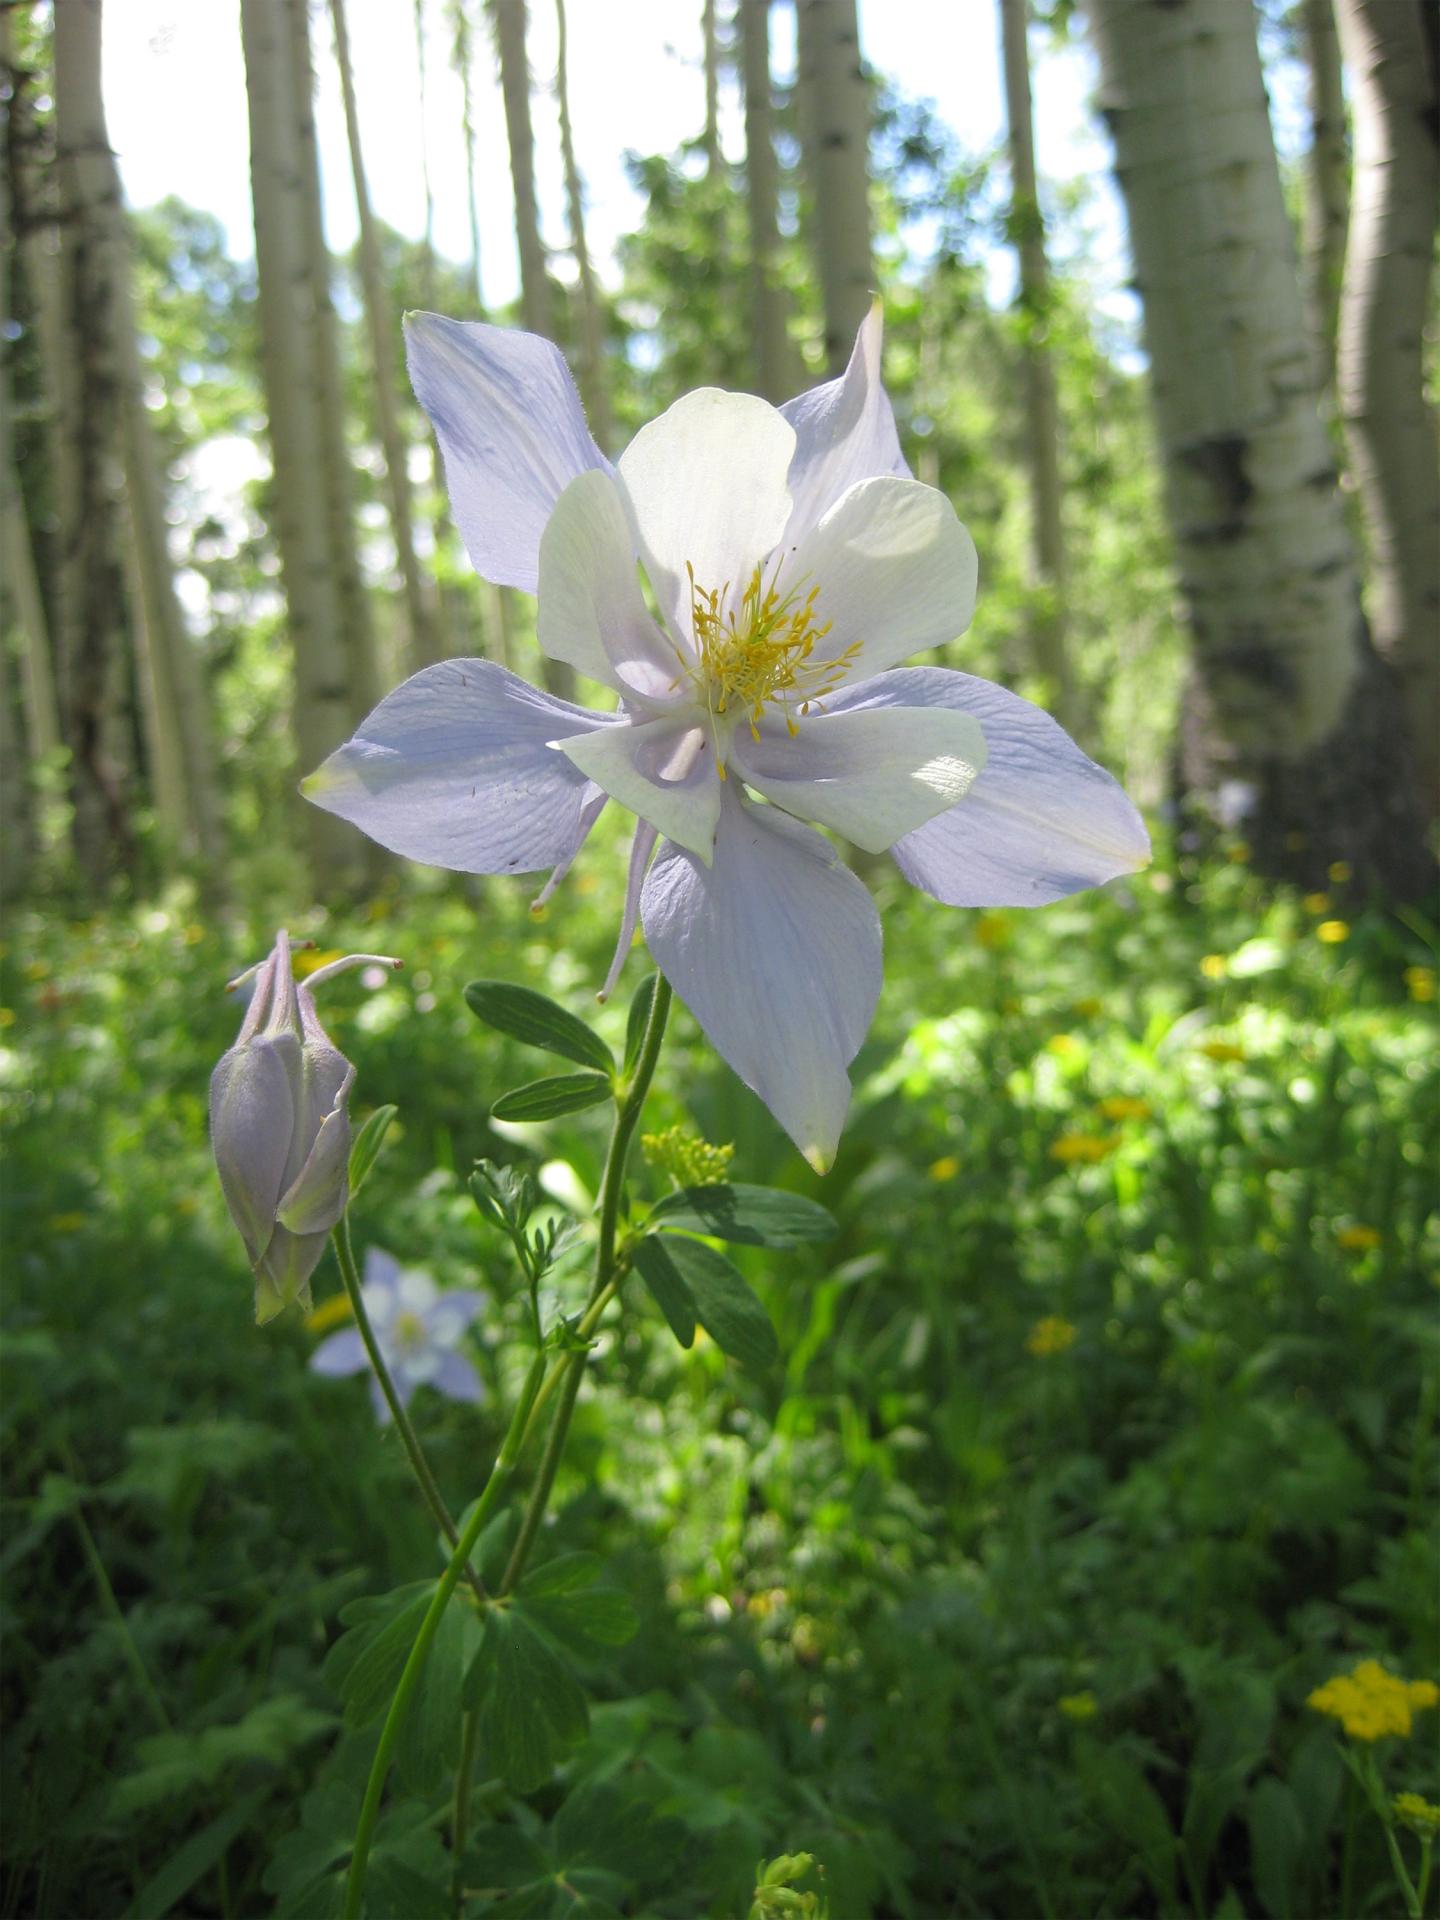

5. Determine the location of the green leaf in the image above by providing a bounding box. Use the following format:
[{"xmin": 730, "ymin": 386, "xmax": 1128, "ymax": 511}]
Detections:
[
  {"xmin": 1079, "ymin": 1746, "xmax": 1178, "ymax": 1906},
  {"xmin": 632, "ymin": 1234, "xmax": 697, "ymax": 1347},
  {"xmin": 519, "ymin": 1555, "xmax": 639, "ymax": 1651},
  {"xmin": 491, "ymin": 1073, "xmax": 614, "ymax": 1122},
  {"xmin": 1247, "ymin": 1778, "xmax": 1306, "ymax": 1920},
  {"xmin": 347, "ymin": 1104, "xmax": 398, "ymax": 1200},
  {"xmin": 394, "ymin": 1596, "xmax": 472, "ymax": 1793},
  {"xmin": 480, "ymin": 1607, "xmax": 589, "ymax": 1791},
  {"xmin": 324, "ymin": 1586, "xmax": 434, "ymax": 1731},
  {"xmin": 649, "ymin": 1183, "xmax": 837, "ymax": 1248},
  {"xmin": 464, "ymin": 980, "xmax": 614, "ymax": 1075},
  {"xmin": 642, "ymin": 1234, "xmax": 779, "ymax": 1373},
  {"xmin": 624, "ymin": 972, "xmax": 659, "ymax": 1074}
]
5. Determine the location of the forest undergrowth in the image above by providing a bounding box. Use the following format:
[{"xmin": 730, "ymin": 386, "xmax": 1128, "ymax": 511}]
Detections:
[{"xmin": 2, "ymin": 836, "xmax": 1436, "ymax": 1919}]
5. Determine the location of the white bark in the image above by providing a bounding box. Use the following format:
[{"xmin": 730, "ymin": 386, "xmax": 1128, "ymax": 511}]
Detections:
[
  {"xmin": 1334, "ymin": 0, "xmax": 1440, "ymax": 817},
  {"xmin": 554, "ymin": 0, "xmax": 612, "ymax": 450},
  {"xmin": 241, "ymin": 0, "xmax": 360, "ymax": 880},
  {"xmin": 1086, "ymin": 0, "xmax": 1428, "ymax": 890},
  {"xmin": 796, "ymin": 0, "xmax": 873, "ymax": 376},
  {"xmin": 740, "ymin": 0, "xmax": 799, "ymax": 402},
  {"xmin": 702, "ymin": 0, "xmax": 722, "ymax": 177},
  {"xmin": 449, "ymin": 0, "xmax": 486, "ymax": 309},
  {"xmin": 999, "ymin": 0, "xmax": 1075, "ymax": 731},
  {"xmin": 1299, "ymin": 0, "xmax": 1349, "ymax": 393},
  {"xmin": 331, "ymin": 0, "xmax": 440, "ymax": 670}
]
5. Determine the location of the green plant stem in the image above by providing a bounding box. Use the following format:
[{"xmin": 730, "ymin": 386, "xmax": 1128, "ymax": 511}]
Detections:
[
  {"xmin": 451, "ymin": 1701, "xmax": 481, "ymax": 1917},
  {"xmin": 331, "ymin": 1217, "xmax": 486, "ymax": 1609},
  {"xmin": 342, "ymin": 1353, "xmax": 544, "ymax": 1920},
  {"xmin": 498, "ymin": 975, "xmax": 672, "ymax": 1598},
  {"xmin": 69, "ymin": 1494, "xmax": 171, "ymax": 1733}
]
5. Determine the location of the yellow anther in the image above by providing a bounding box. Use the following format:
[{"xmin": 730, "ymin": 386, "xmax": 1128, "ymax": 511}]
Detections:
[{"xmin": 682, "ymin": 559, "xmax": 860, "ymax": 755}]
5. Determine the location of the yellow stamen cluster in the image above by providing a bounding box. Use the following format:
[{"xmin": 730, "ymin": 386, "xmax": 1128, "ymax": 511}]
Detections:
[
  {"xmin": 684, "ymin": 560, "xmax": 859, "ymax": 763},
  {"xmin": 642, "ymin": 1124, "xmax": 735, "ymax": 1189},
  {"xmin": 1307, "ymin": 1660, "xmax": 1439, "ymax": 1742}
]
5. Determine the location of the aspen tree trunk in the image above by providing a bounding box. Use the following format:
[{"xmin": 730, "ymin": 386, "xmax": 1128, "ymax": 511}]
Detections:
[
  {"xmin": 999, "ymin": 0, "xmax": 1076, "ymax": 733},
  {"xmin": 1086, "ymin": 0, "xmax": 1430, "ymax": 895},
  {"xmin": 554, "ymin": 0, "xmax": 611, "ymax": 451},
  {"xmin": 331, "ymin": 0, "xmax": 439, "ymax": 670},
  {"xmin": 1299, "ymin": 0, "xmax": 1348, "ymax": 393},
  {"xmin": 241, "ymin": 0, "xmax": 360, "ymax": 882},
  {"xmin": 51, "ymin": 0, "xmax": 135, "ymax": 883},
  {"xmin": 449, "ymin": 0, "xmax": 486, "ymax": 310},
  {"xmin": 1333, "ymin": 0, "xmax": 1440, "ymax": 821},
  {"xmin": 414, "ymin": 0, "xmax": 438, "ymax": 310},
  {"xmin": 490, "ymin": 0, "xmax": 552, "ymax": 338},
  {"xmin": 795, "ymin": 0, "xmax": 873, "ymax": 376},
  {"xmin": 740, "ymin": 0, "xmax": 800, "ymax": 403},
  {"xmin": 490, "ymin": 0, "xmax": 570, "ymax": 698},
  {"xmin": 289, "ymin": 0, "xmax": 378, "ymax": 723},
  {"xmin": 702, "ymin": 0, "xmax": 722, "ymax": 177}
]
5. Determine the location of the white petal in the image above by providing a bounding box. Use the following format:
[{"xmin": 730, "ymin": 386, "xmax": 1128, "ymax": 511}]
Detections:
[
  {"xmin": 559, "ymin": 716, "xmax": 721, "ymax": 862},
  {"xmin": 733, "ymin": 704, "xmax": 987, "ymax": 853},
  {"xmin": 790, "ymin": 477, "xmax": 978, "ymax": 681},
  {"xmin": 641, "ymin": 787, "xmax": 881, "ymax": 1172},
  {"xmin": 780, "ymin": 301, "xmax": 909, "ymax": 546},
  {"xmin": 823, "ymin": 667, "xmax": 1151, "ymax": 903},
  {"xmin": 405, "ymin": 313, "xmax": 608, "ymax": 593},
  {"xmin": 302, "ymin": 660, "xmax": 620, "ymax": 876},
  {"xmin": 537, "ymin": 471, "xmax": 687, "ymax": 704},
  {"xmin": 617, "ymin": 389, "xmax": 795, "ymax": 640}
]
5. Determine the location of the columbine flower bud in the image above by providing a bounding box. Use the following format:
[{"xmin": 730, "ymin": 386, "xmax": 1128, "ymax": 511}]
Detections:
[{"xmin": 210, "ymin": 931, "xmax": 401, "ymax": 1323}]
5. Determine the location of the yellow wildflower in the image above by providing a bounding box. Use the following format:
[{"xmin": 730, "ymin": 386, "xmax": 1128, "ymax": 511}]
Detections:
[
  {"xmin": 1404, "ymin": 966, "xmax": 1436, "ymax": 1003},
  {"xmin": 1328, "ymin": 861, "xmax": 1352, "ymax": 885},
  {"xmin": 1047, "ymin": 1034, "xmax": 1082, "ymax": 1058},
  {"xmin": 1058, "ymin": 1690, "xmax": 1098, "ymax": 1722},
  {"xmin": 975, "ymin": 911, "xmax": 1012, "ymax": 952},
  {"xmin": 1098, "ymin": 1096, "xmax": 1151, "ymax": 1123},
  {"xmin": 1227, "ymin": 842, "xmax": 1251, "ymax": 864},
  {"xmin": 293, "ymin": 947, "xmax": 344, "ymax": 977},
  {"xmin": 1071, "ymin": 997, "xmax": 1103, "ymax": 1019},
  {"xmin": 1303, "ymin": 893, "xmax": 1331, "ymax": 915},
  {"xmin": 1307, "ymin": 1660, "xmax": 1440, "ymax": 1741},
  {"xmin": 1317, "ymin": 920, "xmax": 1350, "ymax": 945},
  {"xmin": 1199, "ymin": 954, "xmax": 1228, "ymax": 981},
  {"xmin": 0, "ymin": 1008, "xmax": 14, "ymax": 1030},
  {"xmin": 1049, "ymin": 1132, "xmax": 1118, "ymax": 1165},
  {"xmin": 1027, "ymin": 1315, "xmax": 1077, "ymax": 1357},
  {"xmin": 928, "ymin": 1155, "xmax": 960, "ymax": 1182},
  {"xmin": 1199, "ymin": 1039, "xmax": 1246, "ymax": 1063},
  {"xmin": 1393, "ymin": 1794, "xmax": 1440, "ymax": 1839},
  {"xmin": 1336, "ymin": 1225, "xmax": 1382, "ymax": 1253},
  {"xmin": 305, "ymin": 1293, "xmax": 354, "ymax": 1335}
]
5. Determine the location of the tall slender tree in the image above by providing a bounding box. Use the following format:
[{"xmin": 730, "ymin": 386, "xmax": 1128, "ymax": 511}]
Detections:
[
  {"xmin": 490, "ymin": 0, "xmax": 552, "ymax": 339},
  {"xmin": 554, "ymin": 0, "xmax": 612, "ymax": 449},
  {"xmin": 448, "ymin": 0, "xmax": 486, "ymax": 311},
  {"xmin": 1333, "ymin": 0, "xmax": 1440, "ymax": 820},
  {"xmin": 414, "ymin": 0, "xmax": 438, "ymax": 311},
  {"xmin": 1085, "ymin": 0, "xmax": 1429, "ymax": 893},
  {"xmin": 795, "ymin": 0, "xmax": 873, "ymax": 375},
  {"xmin": 1298, "ymin": 0, "xmax": 1348, "ymax": 394},
  {"xmin": 998, "ymin": 0, "xmax": 1075, "ymax": 731},
  {"xmin": 702, "ymin": 0, "xmax": 723, "ymax": 177},
  {"xmin": 739, "ymin": 0, "xmax": 799, "ymax": 402},
  {"xmin": 241, "ymin": 0, "xmax": 362, "ymax": 880},
  {"xmin": 331, "ymin": 0, "xmax": 439, "ymax": 671},
  {"xmin": 51, "ymin": 0, "xmax": 135, "ymax": 881}
]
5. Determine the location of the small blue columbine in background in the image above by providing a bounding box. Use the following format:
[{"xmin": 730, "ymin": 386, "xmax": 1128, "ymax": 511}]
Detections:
[{"xmin": 310, "ymin": 1248, "xmax": 485, "ymax": 1423}]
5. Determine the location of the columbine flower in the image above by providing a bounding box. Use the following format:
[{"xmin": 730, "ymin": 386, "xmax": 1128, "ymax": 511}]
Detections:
[
  {"xmin": 303, "ymin": 306, "xmax": 1148, "ymax": 1170},
  {"xmin": 210, "ymin": 932, "xmax": 400, "ymax": 1323},
  {"xmin": 309, "ymin": 1246, "xmax": 484, "ymax": 1422}
]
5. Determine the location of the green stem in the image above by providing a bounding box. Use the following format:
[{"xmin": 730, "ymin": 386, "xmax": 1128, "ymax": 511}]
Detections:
[
  {"xmin": 342, "ymin": 1353, "xmax": 544, "ymax": 1920},
  {"xmin": 498, "ymin": 976, "xmax": 672, "ymax": 1599},
  {"xmin": 332, "ymin": 1218, "xmax": 486, "ymax": 1608},
  {"xmin": 68, "ymin": 1489, "xmax": 170, "ymax": 1733},
  {"xmin": 451, "ymin": 1702, "xmax": 482, "ymax": 1917}
]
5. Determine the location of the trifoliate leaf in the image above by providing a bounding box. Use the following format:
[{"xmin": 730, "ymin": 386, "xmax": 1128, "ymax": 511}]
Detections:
[
  {"xmin": 649, "ymin": 1183, "xmax": 836, "ymax": 1247},
  {"xmin": 465, "ymin": 981, "xmax": 614, "ymax": 1075},
  {"xmin": 638, "ymin": 1234, "xmax": 778, "ymax": 1373}
]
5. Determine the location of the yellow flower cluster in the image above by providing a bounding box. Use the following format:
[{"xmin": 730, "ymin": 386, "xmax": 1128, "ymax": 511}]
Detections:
[
  {"xmin": 1307, "ymin": 1660, "xmax": 1440, "ymax": 1741},
  {"xmin": 1199, "ymin": 1039, "xmax": 1247, "ymax": 1063},
  {"xmin": 1336, "ymin": 1224, "xmax": 1382, "ymax": 1253},
  {"xmin": 1027, "ymin": 1315, "xmax": 1077, "ymax": 1357},
  {"xmin": 1098, "ymin": 1096, "xmax": 1151, "ymax": 1123},
  {"xmin": 1058, "ymin": 1690, "xmax": 1098, "ymax": 1722},
  {"xmin": 641, "ymin": 1125, "xmax": 735, "ymax": 1189},
  {"xmin": 1317, "ymin": 920, "xmax": 1350, "ymax": 945},
  {"xmin": 1405, "ymin": 966, "xmax": 1436, "ymax": 1003}
]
